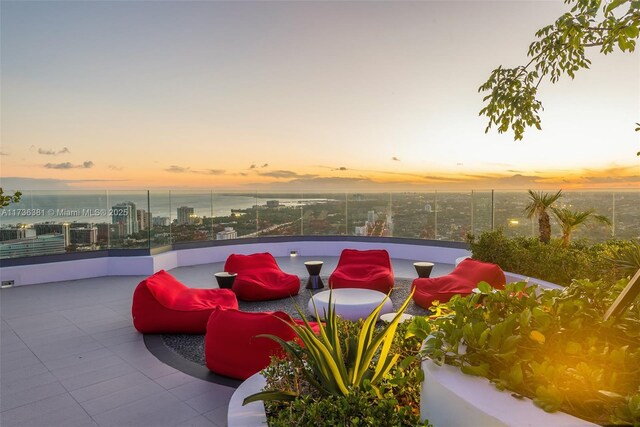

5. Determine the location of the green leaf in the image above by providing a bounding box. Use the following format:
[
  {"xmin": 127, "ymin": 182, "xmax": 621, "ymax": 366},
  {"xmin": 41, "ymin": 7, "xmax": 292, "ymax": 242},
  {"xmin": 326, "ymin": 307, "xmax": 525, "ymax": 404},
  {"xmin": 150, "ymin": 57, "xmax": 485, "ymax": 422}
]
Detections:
[
  {"xmin": 624, "ymin": 25, "xmax": 640, "ymax": 39},
  {"xmin": 565, "ymin": 341, "xmax": 582, "ymax": 355},
  {"xmin": 477, "ymin": 281, "xmax": 493, "ymax": 294},
  {"xmin": 461, "ymin": 363, "xmax": 490, "ymax": 377},
  {"xmin": 243, "ymin": 390, "xmax": 298, "ymax": 405}
]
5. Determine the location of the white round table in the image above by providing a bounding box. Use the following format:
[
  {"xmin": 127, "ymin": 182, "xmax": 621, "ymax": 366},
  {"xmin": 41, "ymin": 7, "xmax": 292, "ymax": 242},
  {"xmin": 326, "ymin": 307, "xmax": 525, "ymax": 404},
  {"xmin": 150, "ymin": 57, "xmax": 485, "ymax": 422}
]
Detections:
[{"xmin": 307, "ymin": 288, "xmax": 393, "ymax": 321}]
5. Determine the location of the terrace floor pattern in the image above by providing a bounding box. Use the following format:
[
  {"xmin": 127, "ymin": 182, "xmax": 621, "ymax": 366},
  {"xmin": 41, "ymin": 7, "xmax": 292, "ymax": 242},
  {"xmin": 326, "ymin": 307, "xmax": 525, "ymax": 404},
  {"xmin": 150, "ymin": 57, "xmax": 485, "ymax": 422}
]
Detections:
[{"xmin": 0, "ymin": 257, "xmax": 453, "ymax": 427}]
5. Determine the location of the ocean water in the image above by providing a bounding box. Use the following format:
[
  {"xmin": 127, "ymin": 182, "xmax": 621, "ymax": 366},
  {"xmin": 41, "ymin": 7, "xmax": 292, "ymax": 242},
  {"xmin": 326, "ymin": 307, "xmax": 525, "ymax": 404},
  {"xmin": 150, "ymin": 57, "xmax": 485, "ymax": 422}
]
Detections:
[{"xmin": 0, "ymin": 192, "xmax": 328, "ymax": 225}]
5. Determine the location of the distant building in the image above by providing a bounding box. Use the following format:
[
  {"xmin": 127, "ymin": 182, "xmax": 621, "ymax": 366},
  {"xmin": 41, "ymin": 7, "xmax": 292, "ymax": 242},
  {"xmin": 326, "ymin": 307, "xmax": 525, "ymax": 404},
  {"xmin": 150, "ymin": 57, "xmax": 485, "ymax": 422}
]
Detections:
[
  {"xmin": 266, "ymin": 200, "xmax": 280, "ymax": 208},
  {"xmin": 0, "ymin": 234, "xmax": 65, "ymax": 259},
  {"xmin": 112, "ymin": 202, "xmax": 138, "ymax": 235},
  {"xmin": 354, "ymin": 225, "xmax": 367, "ymax": 236},
  {"xmin": 96, "ymin": 223, "xmax": 110, "ymax": 241},
  {"xmin": 216, "ymin": 227, "xmax": 237, "ymax": 240},
  {"xmin": 425, "ymin": 204, "xmax": 432, "ymax": 213},
  {"xmin": 136, "ymin": 209, "xmax": 150, "ymax": 231},
  {"xmin": 0, "ymin": 228, "xmax": 36, "ymax": 242},
  {"xmin": 34, "ymin": 222, "xmax": 70, "ymax": 247},
  {"xmin": 177, "ymin": 206, "xmax": 195, "ymax": 225},
  {"xmin": 367, "ymin": 211, "xmax": 377, "ymax": 224},
  {"xmin": 152, "ymin": 216, "xmax": 171, "ymax": 227},
  {"xmin": 70, "ymin": 227, "xmax": 98, "ymax": 245}
]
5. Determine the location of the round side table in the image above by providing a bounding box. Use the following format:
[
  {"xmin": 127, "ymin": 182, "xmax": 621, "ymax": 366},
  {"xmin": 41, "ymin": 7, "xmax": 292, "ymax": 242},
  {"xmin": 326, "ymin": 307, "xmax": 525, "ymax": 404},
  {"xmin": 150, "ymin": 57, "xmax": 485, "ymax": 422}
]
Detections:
[
  {"xmin": 214, "ymin": 272, "xmax": 237, "ymax": 289},
  {"xmin": 413, "ymin": 262, "xmax": 434, "ymax": 278},
  {"xmin": 304, "ymin": 261, "xmax": 324, "ymax": 290}
]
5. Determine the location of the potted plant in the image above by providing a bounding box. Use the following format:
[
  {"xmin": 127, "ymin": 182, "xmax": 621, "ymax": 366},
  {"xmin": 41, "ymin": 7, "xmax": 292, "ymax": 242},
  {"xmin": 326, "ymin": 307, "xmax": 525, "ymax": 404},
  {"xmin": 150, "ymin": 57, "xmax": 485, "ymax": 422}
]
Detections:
[{"xmin": 238, "ymin": 291, "xmax": 431, "ymax": 426}]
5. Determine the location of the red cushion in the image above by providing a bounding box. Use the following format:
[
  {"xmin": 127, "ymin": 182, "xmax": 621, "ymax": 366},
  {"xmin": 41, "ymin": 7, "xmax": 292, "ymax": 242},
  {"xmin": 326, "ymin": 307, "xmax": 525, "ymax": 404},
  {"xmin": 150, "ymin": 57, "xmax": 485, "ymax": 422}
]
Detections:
[
  {"xmin": 224, "ymin": 253, "xmax": 300, "ymax": 301},
  {"xmin": 412, "ymin": 258, "xmax": 506, "ymax": 309},
  {"xmin": 205, "ymin": 308, "xmax": 319, "ymax": 380},
  {"xmin": 132, "ymin": 270, "xmax": 238, "ymax": 334},
  {"xmin": 329, "ymin": 249, "xmax": 394, "ymax": 293}
]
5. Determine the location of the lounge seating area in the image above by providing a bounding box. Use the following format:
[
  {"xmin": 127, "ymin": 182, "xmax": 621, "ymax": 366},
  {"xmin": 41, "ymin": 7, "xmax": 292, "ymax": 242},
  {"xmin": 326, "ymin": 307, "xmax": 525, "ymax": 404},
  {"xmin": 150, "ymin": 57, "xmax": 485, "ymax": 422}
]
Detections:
[{"xmin": 129, "ymin": 250, "xmax": 508, "ymax": 384}]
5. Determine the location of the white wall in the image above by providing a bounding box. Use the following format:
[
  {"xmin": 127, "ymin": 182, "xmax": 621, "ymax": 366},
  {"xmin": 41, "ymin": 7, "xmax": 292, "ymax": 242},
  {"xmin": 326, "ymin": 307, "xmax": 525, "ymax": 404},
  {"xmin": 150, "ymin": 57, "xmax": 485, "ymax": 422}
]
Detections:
[{"xmin": 0, "ymin": 240, "xmax": 471, "ymax": 286}]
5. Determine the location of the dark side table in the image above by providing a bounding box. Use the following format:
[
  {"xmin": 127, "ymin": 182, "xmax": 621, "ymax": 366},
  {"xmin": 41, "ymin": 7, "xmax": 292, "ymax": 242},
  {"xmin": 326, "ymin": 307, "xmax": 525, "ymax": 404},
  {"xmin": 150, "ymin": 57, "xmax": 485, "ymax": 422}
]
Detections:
[
  {"xmin": 413, "ymin": 262, "xmax": 434, "ymax": 278},
  {"xmin": 304, "ymin": 261, "xmax": 324, "ymax": 290},
  {"xmin": 214, "ymin": 272, "xmax": 237, "ymax": 289}
]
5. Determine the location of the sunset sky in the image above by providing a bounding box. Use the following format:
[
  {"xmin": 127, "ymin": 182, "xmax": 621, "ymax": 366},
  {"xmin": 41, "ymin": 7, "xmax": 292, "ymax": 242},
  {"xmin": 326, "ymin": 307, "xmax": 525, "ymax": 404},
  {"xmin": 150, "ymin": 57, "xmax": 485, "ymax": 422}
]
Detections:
[{"xmin": 1, "ymin": 1, "xmax": 639, "ymax": 192}]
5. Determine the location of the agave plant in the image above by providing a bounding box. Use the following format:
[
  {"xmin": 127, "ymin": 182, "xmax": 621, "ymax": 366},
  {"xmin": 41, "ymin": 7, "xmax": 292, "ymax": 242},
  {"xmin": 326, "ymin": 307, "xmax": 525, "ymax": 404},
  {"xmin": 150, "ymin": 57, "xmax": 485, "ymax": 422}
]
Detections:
[{"xmin": 243, "ymin": 290, "xmax": 414, "ymax": 405}]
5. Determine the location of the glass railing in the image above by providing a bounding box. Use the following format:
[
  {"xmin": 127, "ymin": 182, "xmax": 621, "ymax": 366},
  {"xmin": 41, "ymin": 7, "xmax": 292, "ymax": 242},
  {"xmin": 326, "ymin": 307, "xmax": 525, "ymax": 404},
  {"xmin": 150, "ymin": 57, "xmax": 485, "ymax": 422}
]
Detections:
[{"xmin": 0, "ymin": 189, "xmax": 637, "ymax": 260}]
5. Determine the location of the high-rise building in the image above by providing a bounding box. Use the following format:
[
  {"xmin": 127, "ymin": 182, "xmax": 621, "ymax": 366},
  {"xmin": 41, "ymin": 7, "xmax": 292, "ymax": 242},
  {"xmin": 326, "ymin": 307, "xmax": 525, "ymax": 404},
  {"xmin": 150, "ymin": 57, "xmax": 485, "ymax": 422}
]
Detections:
[
  {"xmin": 216, "ymin": 227, "xmax": 237, "ymax": 240},
  {"xmin": 136, "ymin": 209, "xmax": 150, "ymax": 231},
  {"xmin": 354, "ymin": 225, "xmax": 367, "ymax": 236},
  {"xmin": 112, "ymin": 202, "xmax": 138, "ymax": 235},
  {"xmin": 367, "ymin": 210, "xmax": 377, "ymax": 224},
  {"xmin": 152, "ymin": 217, "xmax": 170, "ymax": 227},
  {"xmin": 70, "ymin": 227, "xmax": 98, "ymax": 245},
  {"xmin": 177, "ymin": 206, "xmax": 195, "ymax": 225},
  {"xmin": 34, "ymin": 223, "xmax": 70, "ymax": 246},
  {"xmin": 266, "ymin": 200, "xmax": 280, "ymax": 208}
]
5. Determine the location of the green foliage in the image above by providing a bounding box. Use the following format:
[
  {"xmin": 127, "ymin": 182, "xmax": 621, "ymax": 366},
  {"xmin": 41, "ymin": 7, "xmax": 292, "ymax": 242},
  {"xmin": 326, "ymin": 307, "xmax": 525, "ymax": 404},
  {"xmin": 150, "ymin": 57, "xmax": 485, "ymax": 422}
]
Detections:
[
  {"xmin": 244, "ymin": 290, "xmax": 414, "ymax": 405},
  {"xmin": 479, "ymin": 0, "xmax": 640, "ymax": 140},
  {"xmin": 0, "ymin": 188, "xmax": 22, "ymax": 208},
  {"xmin": 258, "ymin": 318, "xmax": 428, "ymax": 426},
  {"xmin": 421, "ymin": 279, "xmax": 640, "ymax": 425},
  {"xmin": 468, "ymin": 229, "xmax": 636, "ymax": 285},
  {"xmin": 523, "ymin": 189, "xmax": 563, "ymax": 244},
  {"xmin": 604, "ymin": 240, "xmax": 640, "ymax": 276},
  {"xmin": 266, "ymin": 386, "xmax": 431, "ymax": 427}
]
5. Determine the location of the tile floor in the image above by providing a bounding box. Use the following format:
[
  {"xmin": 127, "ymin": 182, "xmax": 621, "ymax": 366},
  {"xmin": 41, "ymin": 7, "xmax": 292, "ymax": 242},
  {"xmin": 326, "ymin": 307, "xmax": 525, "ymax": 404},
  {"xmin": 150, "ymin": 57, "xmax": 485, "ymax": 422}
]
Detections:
[{"xmin": 1, "ymin": 256, "xmax": 454, "ymax": 427}]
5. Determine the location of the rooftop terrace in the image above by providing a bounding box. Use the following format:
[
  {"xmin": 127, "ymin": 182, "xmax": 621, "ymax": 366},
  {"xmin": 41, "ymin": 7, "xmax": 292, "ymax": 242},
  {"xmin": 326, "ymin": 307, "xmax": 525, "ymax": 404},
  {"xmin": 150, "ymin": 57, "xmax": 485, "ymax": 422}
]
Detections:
[{"xmin": 0, "ymin": 243, "xmax": 460, "ymax": 427}]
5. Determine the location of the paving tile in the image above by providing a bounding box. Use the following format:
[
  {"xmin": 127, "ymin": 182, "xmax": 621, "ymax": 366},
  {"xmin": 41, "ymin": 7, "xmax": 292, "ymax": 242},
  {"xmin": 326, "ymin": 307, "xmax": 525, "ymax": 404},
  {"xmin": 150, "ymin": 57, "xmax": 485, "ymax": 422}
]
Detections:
[
  {"xmin": 184, "ymin": 387, "xmax": 235, "ymax": 414},
  {"xmin": 169, "ymin": 380, "xmax": 225, "ymax": 401},
  {"xmin": 91, "ymin": 326, "xmax": 142, "ymax": 347},
  {"xmin": 1, "ymin": 349, "xmax": 44, "ymax": 370},
  {"xmin": 92, "ymin": 390, "xmax": 199, "ymax": 427},
  {"xmin": 4, "ymin": 395, "xmax": 94, "ymax": 427},
  {"xmin": 0, "ymin": 338, "xmax": 29, "ymax": 354},
  {"xmin": 20, "ymin": 325, "xmax": 89, "ymax": 347},
  {"xmin": 0, "ymin": 381, "xmax": 69, "ymax": 412},
  {"xmin": 1, "ymin": 371, "xmax": 59, "ymax": 395},
  {"xmin": 203, "ymin": 405, "xmax": 228, "ymax": 427},
  {"xmin": 80, "ymin": 381, "xmax": 165, "ymax": 416},
  {"xmin": 174, "ymin": 415, "xmax": 218, "ymax": 427},
  {"xmin": 30, "ymin": 336, "xmax": 105, "ymax": 362},
  {"xmin": 79, "ymin": 319, "xmax": 133, "ymax": 334},
  {"xmin": 60, "ymin": 305, "xmax": 120, "ymax": 323},
  {"xmin": 5, "ymin": 312, "xmax": 74, "ymax": 334},
  {"xmin": 70, "ymin": 372, "xmax": 151, "ymax": 403},
  {"xmin": 155, "ymin": 371, "xmax": 199, "ymax": 390},
  {"xmin": 43, "ymin": 347, "xmax": 117, "ymax": 371},
  {"xmin": 50, "ymin": 353, "xmax": 126, "ymax": 380},
  {"xmin": 0, "ymin": 360, "xmax": 49, "ymax": 383},
  {"xmin": 59, "ymin": 360, "xmax": 138, "ymax": 391}
]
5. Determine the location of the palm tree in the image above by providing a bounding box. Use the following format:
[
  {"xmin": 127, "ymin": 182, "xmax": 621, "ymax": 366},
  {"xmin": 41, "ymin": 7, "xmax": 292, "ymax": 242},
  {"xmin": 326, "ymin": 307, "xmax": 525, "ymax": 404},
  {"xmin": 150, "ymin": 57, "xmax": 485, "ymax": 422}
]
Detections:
[
  {"xmin": 552, "ymin": 207, "xmax": 612, "ymax": 247},
  {"xmin": 523, "ymin": 190, "xmax": 562, "ymax": 244}
]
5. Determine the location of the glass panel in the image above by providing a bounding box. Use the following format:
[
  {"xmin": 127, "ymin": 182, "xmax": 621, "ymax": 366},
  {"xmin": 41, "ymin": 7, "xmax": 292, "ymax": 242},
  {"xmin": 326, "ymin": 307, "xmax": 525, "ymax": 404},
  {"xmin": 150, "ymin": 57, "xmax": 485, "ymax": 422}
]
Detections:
[
  {"xmin": 105, "ymin": 191, "xmax": 150, "ymax": 249},
  {"xmin": 148, "ymin": 190, "xmax": 172, "ymax": 247},
  {"xmin": 612, "ymin": 190, "xmax": 640, "ymax": 240},
  {"xmin": 431, "ymin": 191, "xmax": 473, "ymax": 242},
  {"xmin": 390, "ymin": 192, "xmax": 435, "ymax": 239},
  {"xmin": 301, "ymin": 192, "xmax": 347, "ymax": 236},
  {"xmin": 166, "ymin": 191, "xmax": 215, "ymax": 244},
  {"xmin": 346, "ymin": 193, "xmax": 392, "ymax": 237},
  {"xmin": 492, "ymin": 190, "xmax": 535, "ymax": 238},
  {"xmin": 470, "ymin": 190, "xmax": 494, "ymax": 237}
]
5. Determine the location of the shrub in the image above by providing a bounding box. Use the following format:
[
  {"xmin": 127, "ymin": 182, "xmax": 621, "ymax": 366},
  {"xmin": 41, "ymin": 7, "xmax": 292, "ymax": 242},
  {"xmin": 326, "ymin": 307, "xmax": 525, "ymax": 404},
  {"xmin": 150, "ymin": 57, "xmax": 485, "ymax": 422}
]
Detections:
[
  {"xmin": 467, "ymin": 229, "xmax": 637, "ymax": 286},
  {"xmin": 421, "ymin": 279, "xmax": 640, "ymax": 426}
]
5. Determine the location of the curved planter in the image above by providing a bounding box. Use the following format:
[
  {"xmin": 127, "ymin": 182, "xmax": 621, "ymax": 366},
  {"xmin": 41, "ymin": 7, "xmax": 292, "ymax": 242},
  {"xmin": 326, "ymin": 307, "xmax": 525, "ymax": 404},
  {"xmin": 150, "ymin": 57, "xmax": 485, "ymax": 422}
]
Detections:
[
  {"xmin": 228, "ymin": 373, "xmax": 267, "ymax": 427},
  {"xmin": 420, "ymin": 359, "xmax": 596, "ymax": 427}
]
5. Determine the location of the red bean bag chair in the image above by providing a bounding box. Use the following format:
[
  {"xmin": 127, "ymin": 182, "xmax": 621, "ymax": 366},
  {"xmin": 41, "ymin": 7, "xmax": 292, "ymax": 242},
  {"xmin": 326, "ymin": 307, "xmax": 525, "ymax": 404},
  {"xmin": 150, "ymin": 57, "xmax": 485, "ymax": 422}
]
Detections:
[
  {"xmin": 132, "ymin": 270, "xmax": 238, "ymax": 334},
  {"xmin": 205, "ymin": 308, "xmax": 320, "ymax": 380},
  {"xmin": 224, "ymin": 253, "xmax": 300, "ymax": 301},
  {"xmin": 329, "ymin": 249, "xmax": 394, "ymax": 293},
  {"xmin": 412, "ymin": 258, "xmax": 506, "ymax": 309}
]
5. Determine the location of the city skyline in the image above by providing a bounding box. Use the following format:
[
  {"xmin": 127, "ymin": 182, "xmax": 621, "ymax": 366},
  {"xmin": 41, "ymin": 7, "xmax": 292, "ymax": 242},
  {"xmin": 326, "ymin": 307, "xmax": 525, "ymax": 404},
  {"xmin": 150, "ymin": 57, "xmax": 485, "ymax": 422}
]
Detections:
[{"xmin": 1, "ymin": 1, "xmax": 639, "ymax": 192}]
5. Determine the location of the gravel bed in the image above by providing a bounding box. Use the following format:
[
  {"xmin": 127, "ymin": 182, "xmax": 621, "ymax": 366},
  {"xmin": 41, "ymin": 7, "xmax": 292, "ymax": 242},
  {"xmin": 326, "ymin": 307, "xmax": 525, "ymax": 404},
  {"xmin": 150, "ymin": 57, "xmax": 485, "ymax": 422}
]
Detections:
[{"xmin": 162, "ymin": 278, "xmax": 428, "ymax": 366}]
